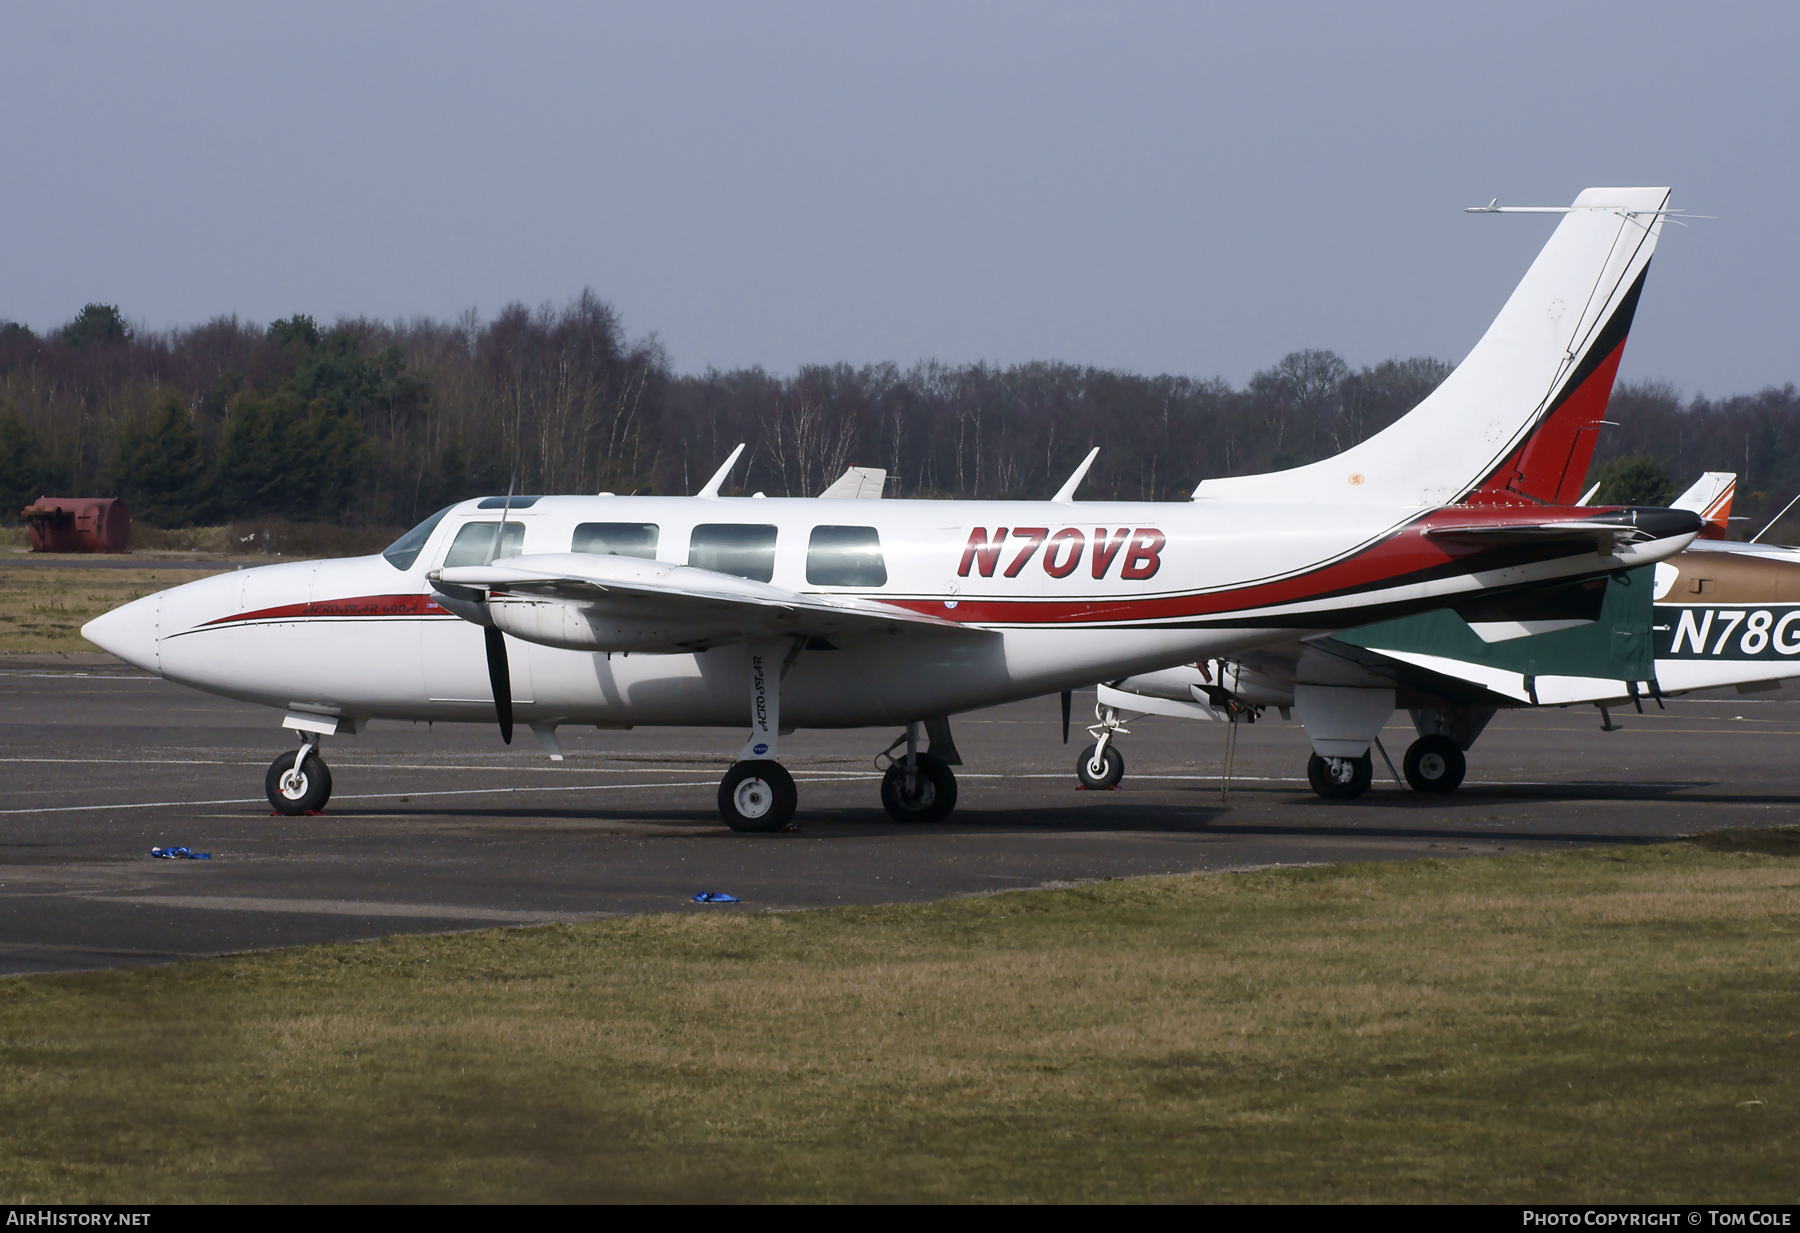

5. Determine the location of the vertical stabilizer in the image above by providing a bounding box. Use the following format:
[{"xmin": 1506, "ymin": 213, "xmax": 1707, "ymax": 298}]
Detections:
[
  {"xmin": 1671, "ymin": 471, "xmax": 1736, "ymax": 539},
  {"xmin": 818, "ymin": 467, "xmax": 888, "ymax": 499},
  {"xmin": 1193, "ymin": 188, "xmax": 1671, "ymax": 507}
]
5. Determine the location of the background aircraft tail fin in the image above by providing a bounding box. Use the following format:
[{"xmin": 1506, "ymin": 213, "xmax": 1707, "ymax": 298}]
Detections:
[
  {"xmin": 1193, "ymin": 187, "xmax": 1671, "ymax": 508},
  {"xmin": 1671, "ymin": 471, "xmax": 1736, "ymax": 539}
]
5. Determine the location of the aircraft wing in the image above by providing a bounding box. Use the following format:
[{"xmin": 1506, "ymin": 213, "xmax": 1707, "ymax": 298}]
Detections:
[{"xmin": 431, "ymin": 552, "xmax": 975, "ymax": 649}]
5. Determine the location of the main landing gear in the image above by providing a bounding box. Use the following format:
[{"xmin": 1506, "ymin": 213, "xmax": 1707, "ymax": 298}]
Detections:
[
  {"xmin": 1304, "ymin": 734, "xmax": 1471, "ymax": 800},
  {"xmin": 266, "ymin": 734, "xmax": 332, "ymax": 815},
  {"xmin": 1401, "ymin": 734, "xmax": 1466, "ymax": 794},
  {"xmin": 718, "ymin": 760, "xmax": 798, "ymax": 832},
  {"xmin": 711, "ymin": 641, "xmax": 965, "ymax": 832},
  {"xmin": 1306, "ymin": 752, "xmax": 1372, "ymax": 799},
  {"xmin": 875, "ymin": 722, "xmax": 958, "ymax": 822}
]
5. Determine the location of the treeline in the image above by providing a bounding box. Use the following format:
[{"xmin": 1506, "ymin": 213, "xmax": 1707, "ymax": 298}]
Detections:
[{"xmin": 1, "ymin": 296, "xmax": 1795, "ymax": 536}]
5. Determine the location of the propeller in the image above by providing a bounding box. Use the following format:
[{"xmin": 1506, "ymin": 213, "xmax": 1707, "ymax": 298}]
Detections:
[
  {"xmin": 486, "ymin": 625, "xmax": 514, "ymax": 745},
  {"xmin": 1061, "ymin": 690, "xmax": 1072, "ymax": 744},
  {"xmin": 483, "ymin": 474, "xmax": 517, "ymax": 745}
]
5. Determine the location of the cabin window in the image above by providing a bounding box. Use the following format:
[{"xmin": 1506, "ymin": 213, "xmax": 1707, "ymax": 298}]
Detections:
[
  {"xmin": 572, "ymin": 523, "xmax": 659, "ymax": 559},
  {"xmin": 689, "ymin": 524, "xmax": 777, "ymax": 582},
  {"xmin": 442, "ymin": 521, "xmax": 526, "ymax": 567},
  {"xmin": 807, "ymin": 525, "xmax": 887, "ymax": 587},
  {"xmin": 382, "ymin": 505, "xmax": 454, "ymax": 570}
]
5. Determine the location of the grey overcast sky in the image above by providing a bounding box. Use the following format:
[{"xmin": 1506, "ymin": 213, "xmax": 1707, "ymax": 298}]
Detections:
[{"xmin": 1, "ymin": 2, "xmax": 1793, "ymax": 394}]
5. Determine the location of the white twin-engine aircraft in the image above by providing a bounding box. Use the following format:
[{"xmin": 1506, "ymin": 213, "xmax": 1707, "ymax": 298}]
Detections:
[{"xmin": 84, "ymin": 187, "xmax": 1700, "ymax": 831}]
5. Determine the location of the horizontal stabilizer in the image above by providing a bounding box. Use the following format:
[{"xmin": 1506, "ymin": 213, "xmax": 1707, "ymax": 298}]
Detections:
[{"xmin": 1425, "ymin": 506, "xmax": 1701, "ymax": 547}]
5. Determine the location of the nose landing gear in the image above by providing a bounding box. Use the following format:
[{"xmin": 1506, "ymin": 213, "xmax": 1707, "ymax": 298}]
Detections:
[
  {"xmin": 1075, "ymin": 704, "xmax": 1128, "ymax": 788},
  {"xmin": 1076, "ymin": 741, "xmax": 1125, "ymax": 790},
  {"xmin": 266, "ymin": 736, "xmax": 332, "ymax": 815}
]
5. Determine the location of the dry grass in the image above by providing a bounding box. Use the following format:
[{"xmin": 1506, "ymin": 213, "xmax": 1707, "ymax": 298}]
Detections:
[
  {"xmin": 0, "ymin": 520, "xmax": 402, "ymax": 557},
  {"xmin": 0, "ymin": 833, "xmax": 1796, "ymax": 1202},
  {"xmin": 128, "ymin": 521, "xmax": 402, "ymax": 558},
  {"xmin": 0, "ymin": 567, "xmax": 232, "ymax": 653}
]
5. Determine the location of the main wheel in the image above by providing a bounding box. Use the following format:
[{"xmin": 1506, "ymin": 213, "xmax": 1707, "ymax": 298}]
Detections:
[
  {"xmin": 880, "ymin": 752, "xmax": 958, "ymax": 822},
  {"xmin": 718, "ymin": 760, "xmax": 797, "ymax": 832},
  {"xmin": 1306, "ymin": 752, "xmax": 1372, "ymax": 800},
  {"xmin": 265, "ymin": 749, "xmax": 332, "ymax": 816},
  {"xmin": 1403, "ymin": 735, "xmax": 1467, "ymax": 794},
  {"xmin": 1076, "ymin": 742, "xmax": 1125, "ymax": 790}
]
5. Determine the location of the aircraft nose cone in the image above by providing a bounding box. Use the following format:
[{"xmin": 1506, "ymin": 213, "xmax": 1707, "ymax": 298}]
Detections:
[{"xmin": 82, "ymin": 593, "xmax": 159, "ymax": 673}]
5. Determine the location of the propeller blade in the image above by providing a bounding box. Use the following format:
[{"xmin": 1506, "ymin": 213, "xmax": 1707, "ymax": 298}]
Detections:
[
  {"xmin": 486, "ymin": 472, "xmax": 516, "ymax": 564},
  {"xmin": 1061, "ymin": 690, "xmax": 1072, "ymax": 744},
  {"xmin": 485, "ymin": 625, "xmax": 514, "ymax": 744}
]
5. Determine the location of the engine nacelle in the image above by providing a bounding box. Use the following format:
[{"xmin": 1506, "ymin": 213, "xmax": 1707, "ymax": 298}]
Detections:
[{"xmin": 488, "ymin": 596, "xmax": 735, "ymax": 653}]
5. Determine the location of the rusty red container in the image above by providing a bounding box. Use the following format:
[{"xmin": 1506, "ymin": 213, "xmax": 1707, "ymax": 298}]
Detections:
[{"xmin": 22, "ymin": 497, "xmax": 131, "ymax": 553}]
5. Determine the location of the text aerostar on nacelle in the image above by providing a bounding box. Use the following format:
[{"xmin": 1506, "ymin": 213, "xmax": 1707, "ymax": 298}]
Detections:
[{"xmin": 84, "ymin": 187, "xmax": 1701, "ymax": 831}]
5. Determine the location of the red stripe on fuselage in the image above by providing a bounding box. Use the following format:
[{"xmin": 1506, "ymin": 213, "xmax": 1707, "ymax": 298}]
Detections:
[
  {"xmin": 200, "ymin": 593, "xmax": 450, "ymax": 627},
  {"xmin": 195, "ymin": 507, "xmax": 1628, "ymax": 634},
  {"xmin": 891, "ymin": 506, "xmax": 1627, "ymax": 625}
]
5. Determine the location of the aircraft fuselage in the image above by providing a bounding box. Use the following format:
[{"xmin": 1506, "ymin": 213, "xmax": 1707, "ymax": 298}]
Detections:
[{"xmin": 87, "ymin": 493, "xmax": 1695, "ymax": 732}]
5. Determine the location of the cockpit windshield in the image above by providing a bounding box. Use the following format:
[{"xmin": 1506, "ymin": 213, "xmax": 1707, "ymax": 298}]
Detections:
[{"xmin": 382, "ymin": 505, "xmax": 454, "ymax": 570}]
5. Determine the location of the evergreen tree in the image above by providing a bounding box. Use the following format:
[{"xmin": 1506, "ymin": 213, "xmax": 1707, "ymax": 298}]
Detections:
[
  {"xmin": 0, "ymin": 414, "xmax": 36, "ymax": 519},
  {"xmin": 216, "ymin": 390, "xmax": 371, "ymax": 521},
  {"xmin": 113, "ymin": 391, "xmax": 211, "ymax": 526},
  {"xmin": 60, "ymin": 303, "xmax": 131, "ymax": 348},
  {"xmin": 1592, "ymin": 453, "xmax": 1673, "ymax": 506},
  {"xmin": 266, "ymin": 314, "xmax": 321, "ymax": 351}
]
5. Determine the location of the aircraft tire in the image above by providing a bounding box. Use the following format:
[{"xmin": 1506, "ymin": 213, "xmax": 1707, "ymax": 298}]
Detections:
[
  {"xmin": 880, "ymin": 753, "xmax": 958, "ymax": 822},
  {"xmin": 1076, "ymin": 742, "xmax": 1125, "ymax": 790},
  {"xmin": 265, "ymin": 750, "xmax": 332, "ymax": 816},
  {"xmin": 1306, "ymin": 752, "xmax": 1371, "ymax": 800},
  {"xmin": 718, "ymin": 760, "xmax": 797, "ymax": 832},
  {"xmin": 1403, "ymin": 736, "xmax": 1466, "ymax": 794}
]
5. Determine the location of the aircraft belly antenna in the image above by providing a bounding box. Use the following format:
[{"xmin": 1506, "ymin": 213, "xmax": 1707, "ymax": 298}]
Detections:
[
  {"xmin": 697, "ymin": 444, "xmax": 747, "ymax": 498},
  {"xmin": 1052, "ymin": 447, "xmax": 1100, "ymax": 504}
]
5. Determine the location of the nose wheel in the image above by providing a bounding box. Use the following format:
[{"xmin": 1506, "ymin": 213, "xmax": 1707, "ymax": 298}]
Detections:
[
  {"xmin": 266, "ymin": 743, "xmax": 332, "ymax": 815},
  {"xmin": 1075, "ymin": 703, "xmax": 1129, "ymax": 789},
  {"xmin": 1076, "ymin": 741, "xmax": 1125, "ymax": 790}
]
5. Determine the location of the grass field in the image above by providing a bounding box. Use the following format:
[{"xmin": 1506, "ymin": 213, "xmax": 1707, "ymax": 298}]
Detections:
[
  {"xmin": 0, "ymin": 567, "xmax": 231, "ymax": 654},
  {"xmin": 0, "ymin": 833, "xmax": 1795, "ymax": 1203},
  {"xmin": 0, "ymin": 520, "xmax": 403, "ymax": 654}
]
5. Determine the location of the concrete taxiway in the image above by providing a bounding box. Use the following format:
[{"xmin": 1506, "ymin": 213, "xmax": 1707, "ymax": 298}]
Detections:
[{"xmin": 1, "ymin": 653, "xmax": 1794, "ymax": 974}]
